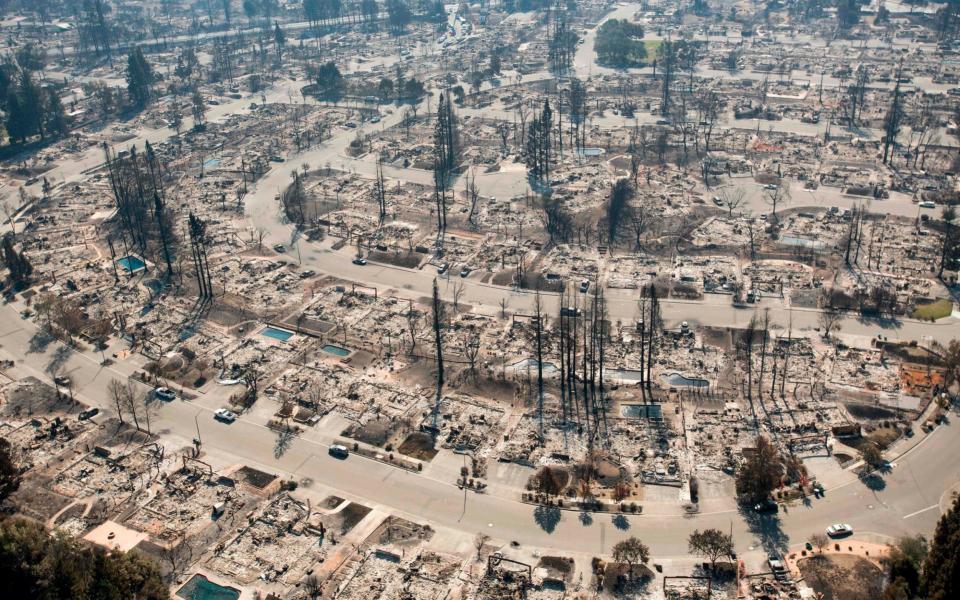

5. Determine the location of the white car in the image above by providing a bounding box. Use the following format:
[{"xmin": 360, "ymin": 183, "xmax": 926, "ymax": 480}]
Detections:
[
  {"xmin": 919, "ymin": 201, "xmax": 936, "ymax": 209},
  {"xmin": 826, "ymin": 523, "xmax": 853, "ymax": 537},
  {"xmin": 154, "ymin": 387, "xmax": 177, "ymax": 401},
  {"xmin": 214, "ymin": 408, "xmax": 237, "ymax": 423}
]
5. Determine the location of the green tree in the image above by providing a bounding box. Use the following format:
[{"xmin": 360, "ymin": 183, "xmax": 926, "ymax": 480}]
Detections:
[
  {"xmin": 920, "ymin": 497, "xmax": 960, "ymax": 599},
  {"xmin": 859, "ymin": 441, "xmax": 885, "ymax": 469},
  {"xmin": 0, "ymin": 518, "xmax": 169, "ymax": 599},
  {"xmin": 2, "ymin": 233, "xmax": 32, "ymax": 285},
  {"xmin": 273, "ymin": 21, "xmax": 285, "ymax": 60},
  {"xmin": 886, "ymin": 535, "xmax": 927, "ymax": 597},
  {"xmin": 735, "ymin": 435, "xmax": 783, "ymax": 504},
  {"xmin": 688, "ymin": 528, "xmax": 733, "ymax": 573},
  {"xmin": 125, "ymin": 47, "xmax": 153, "ymax": 109},
  {"xmin": 313, "ymin": 61, "xmax": 343, "ymax": 100},
  {"xmin": 0, "ymin": 437, "xmax": 21, "ymax": 502},
  {"xmin": 612, "ymin": 536, "xmax": 650, "ymax": 577}
]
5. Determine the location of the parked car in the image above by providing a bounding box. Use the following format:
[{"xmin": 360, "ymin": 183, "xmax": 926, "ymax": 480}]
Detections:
[
  {"xmin": 214, "ymin": 408, "xmax": 237, "ymax": 423},
  {"xmin": 273, "ymin": 244, "xmax": 286, "ymax": 253},
  {"xmin": 919, "ymin": 201, "xmax": 936, "ymax": 209},
  {"xmin": 329, "ymin": 444, "xmax": 349, "ymax": 458},
  {"xmin": 54, "ymin": 376, "xmax": 71, "ymax": 387},
  {"xmin": 154, "ymin": 387, "xmax": 177, "ymax": 401},
  {"xmin": 79, "ymin": 407, "xmax": 100, "ymax": 420},
  {"xmin": 579, "ymin": 280, "xmax": 590, "ymax": 293},
  {"xmin": 826, "ymin": 523, "xmax": 853, "ymax": 537},
  {"xmin": 352, "ymin": 257, "xmax": 368, "ymax": 266},
  {"xmin": 713, "ymin": 196, "xmax": 724, "ymax": 206},
  {"xmin": 460, "ymin": 267, "xmax": 471, "ymax": 277},
  {"xmin": 437, "ymin": 263, "xmax": 449, "ymax": 275}
]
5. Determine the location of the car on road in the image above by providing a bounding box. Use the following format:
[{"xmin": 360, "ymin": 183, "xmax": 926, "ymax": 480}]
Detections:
[
  {"xmin": 352, "ymin": 257, "xmax": 368, "ymax": 266},
  {"xmin": 763, "ymin": 183, "xmax": 778, "ymax": 190},
  {"xmin": 370, "ymin": 116, "xmax": 381, "ymax": 123},
  {"xmin": 459, "ymin": 267, "xmax": 471, "ymax": 277},
  {"xmin": 329, "ymin": 444, "xmax": 349, "ymax": 458},
  {"xmin": 79, "ymin": 407, "xmax": 99, "ymax": 420},
  {"xmin": 345, "ymin": 121, "xmax": 357, "ymax": 128},
  {"xmin": 579, "ymin": 280, "xmax": 590, "ymax": 293},
  {"xmin": 299, "ymin": 270, "xmax": 316, "ymax": 279},
  {"xmin": 826, "ymin": 523, "xmax": 853, "ymax": 537},
  {"xmin": 54, "ymin": 376, "xmax": 71, "ymax": 387},
  {"xmin": 273, "ymin": 244, "xmax": 286, "ymax": 253},
  {"xmin": 437, "ymin": 263, "xmax": 449, "ymax": 275},
  {"xmin": 214, "ymin": 408, "xmax": 237, "ymax": 423},
  {"xmin": 154, "ymin": 387, "xmax": 177, "ymax": 401},
  {"xmin": 712, "ymin": 196, "xmax": 724, "ymax": 206},
  {"xmin": 919, "ymin": 201, "xmax": 936, "ymax": 209}
]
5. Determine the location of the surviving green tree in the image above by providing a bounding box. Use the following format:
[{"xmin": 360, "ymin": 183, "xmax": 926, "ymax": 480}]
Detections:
[{"xmin": 126, "ymin": 47, "xmax": 154, "ymax": 110}]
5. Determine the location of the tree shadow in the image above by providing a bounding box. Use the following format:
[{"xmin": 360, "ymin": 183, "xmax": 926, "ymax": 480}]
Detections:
[
  {"xmin": 579, "ymin": 511, "xmax": 593, "ymax": 526},
  {"xmin": 273, "ymin": 427, "xmax": 297, "ymax": 459},
  {"xmin": 739, "ymin": 505, "xmax": 790, "ymax": 556},
  {"xmin": 533, "ymin": 504, "xmax": 561, "ymax": 534},
  {"xmin": 27, "ymin": 329, "xmax": 53, "ymax": 354},
  {"xmin": 612, "ymin": 514, "xmax": 630, "ymax": 531},
  {"xmin": 45, "ymin": 344, "xmax": 73, "ymax": 378},
  {"xmin": 860, "ymin": 472, "xmax": 887, "ymax": 491}
]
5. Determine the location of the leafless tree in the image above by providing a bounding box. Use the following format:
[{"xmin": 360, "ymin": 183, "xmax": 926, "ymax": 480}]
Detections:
[
  {"xmin": 465, "ymin": 167, "xmax": 480, "ymax": 227},
  {"xmin": 451, "ymin": 280, "xmax": 465, "ymax": 313},
  {"xmin": 764, "ymin": 183, "xmax": 790, "ymax": 225},
  {"xmin": 818, "ymin": 288, "xmax": 843, "ymax": 340},
  {"xmin": 465, "ymin": 327, "xmax": 481, "ymax": 379},
  {"xmin": 720, "ymin": 187, "xmax": 745, "ymax": 217},
  {"xmin": 474, "ymin": 532, "xmax": 490, "ymax": 560}
]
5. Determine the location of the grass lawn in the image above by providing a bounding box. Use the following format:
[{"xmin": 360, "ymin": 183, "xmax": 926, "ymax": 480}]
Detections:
[
  {"xmin": 644, "ymin": 39, "xmax": 661, "ymax": 60},
  {"xmin": 912, "ymin": 298, "xmax": 953, "ymax": 320}
]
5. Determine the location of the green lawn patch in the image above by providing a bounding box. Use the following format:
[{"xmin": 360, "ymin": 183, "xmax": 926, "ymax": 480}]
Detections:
[{"xmin": 912, "ymin": 298, "xmax": 953, "ymax": 321}]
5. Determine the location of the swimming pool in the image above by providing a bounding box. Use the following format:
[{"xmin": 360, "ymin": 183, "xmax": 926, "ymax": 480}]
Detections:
[
  {"xmin": 661, "ymin": 373, "xmax": 709, "ymax": 388},
  {"xmin": 621, "ymin": 404, "xmax": 663, "ymax": 419},
  {"xmin": 176, "ymin": 574, "xmax": 240, "ymax": 600},
  {"xmin": 116, "ymin": 255, "xmax": 146, "ymax": 273},
  {"xmin": 261, "ymin": 326, "xmax": 294, "ymax": 342},
  {"xmin": 322, "ymin": 344, "xmax": 350, "ymax": 356},
  {"xmin": 509, "ymin": 358, "xmax": 558, "ymax": 374}
]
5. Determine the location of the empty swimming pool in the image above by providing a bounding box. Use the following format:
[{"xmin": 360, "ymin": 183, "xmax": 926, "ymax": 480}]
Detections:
[
  {"xmin": 176, "ymin": 574, "xmax": 240, "ymax": 600},
  {"xmin": 261, "ymin": 326, "xmax": 294, "ymax": 342},
  {"xmin": 661, "ymin": 373, "xmax": 709, "ymax": 388},
  {"xmin": 621, "ymin": 404, "xmax": 663, "ymax": 419}
]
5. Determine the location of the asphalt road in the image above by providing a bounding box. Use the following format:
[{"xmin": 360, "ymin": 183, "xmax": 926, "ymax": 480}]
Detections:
[{"xmin": 1, "ymin": 301, "xmax": 957, "ymax": 562}]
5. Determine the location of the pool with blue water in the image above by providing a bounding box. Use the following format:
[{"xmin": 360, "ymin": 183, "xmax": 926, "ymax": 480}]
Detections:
[
  {"xmin": 176, "ymin": 574, "xmax": 240, "ymax": 600},
  {"xmin": 261, "ymin": 326, "xmax": 294, "ymax": 342},
  {"xmin": 116, "ymin": 255, "xmax": 146, "ymax": 272}
]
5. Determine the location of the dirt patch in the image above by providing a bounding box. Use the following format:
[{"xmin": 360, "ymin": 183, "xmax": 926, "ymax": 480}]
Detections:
[
  {"xmin": 397, "ymin": 432, "xmax": 438, "ymax": 461},
  {"xmin": 337, "ymin": 502, "xmax": 372, "ymax": 534},
  {"xmin": 235, "ymin": 466, "xmax": 279, "ymax": 490},
  {"xmin": 797, "ymin": 554, "xmax": 883, "ymax": 600},
  {"xmin": 368, "ymin": 250, "xmax": 422, "ymax": 269},
  {"xmin": 843, "ymin": 401, "xmax": 897, "ymax": 421},
  {"xmin": 344, "ymin": 419, "xmax": 392, "ymax": 447}
]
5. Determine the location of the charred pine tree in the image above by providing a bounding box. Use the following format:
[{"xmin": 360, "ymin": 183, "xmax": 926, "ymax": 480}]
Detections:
[
  {"xmin": 375, "ymin": 156, "xmax": 387, "ymax": 226},
  {"xmin": 145, "ymin": 142, "xmax": 175, "ymax": 279},
  {"xmin": 533, "ymin": 288, "xmax": 546, "ymax": 443},
  {"xmin": 644, "ymin": 284, "xmax": 661, "ymax": 393},
  {"xmin": 431, "ymin": 278, "xmax": 445, "ymax": 428},
  {"xmin": 188, "ymin": 212, "xmax": 213, "ymax": 299}
]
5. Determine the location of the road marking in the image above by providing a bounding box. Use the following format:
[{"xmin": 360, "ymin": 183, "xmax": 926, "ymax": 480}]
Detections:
[{"xmin": 903, "ymin": 504, "xmax": 939, "ymax": 520}]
